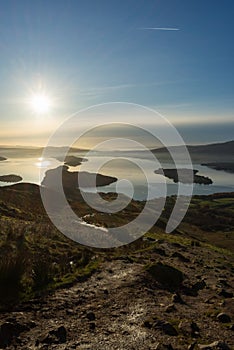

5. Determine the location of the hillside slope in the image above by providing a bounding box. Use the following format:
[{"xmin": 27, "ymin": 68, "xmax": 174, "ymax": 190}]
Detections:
[{"xmin": 0, "ymin": 184, "xmax": 233, "ymax": 349}]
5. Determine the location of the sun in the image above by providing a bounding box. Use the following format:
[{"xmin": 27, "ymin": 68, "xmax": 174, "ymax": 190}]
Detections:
[{"xmin": 30, "ymin": 94, "xmax": 51, "ymax": 114}]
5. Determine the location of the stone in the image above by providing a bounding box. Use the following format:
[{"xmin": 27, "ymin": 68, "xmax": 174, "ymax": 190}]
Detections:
[
  {"xmin": 86, "ymin": 312, "xmax": 96, "ymax": 321},
  {"xmin": 217, "ymin": 313, "xmax": 231, "ymax": 323},
  {"xmin": 39, "ymin": 326, "xmax": 67, "ymax": 344},
  {"xmin": 161, "ymin": 322, "xmax": 178, "ymax": 336},
  {"xmin": 172, "ymin": 251, "xmax": 190, "ymax": 262},
  {"xmin": 146, "ymin": 262, "xmax": 184, "ymax": 291},
  {"xmin": 218, "ymin": 289, "xmax": 233, "ymax": 298},
  {"xmin": 193, "ymin": 280, "xmax": 206, "ymax": 291},
  {"xmin": 53, "ymin": 326, "xmax": 67, "ymax": 343},
  {"xmin": 191, "ymin": 321, "xmax": 200, "ymax": 337},
  {"xmin": 0, "ymin": 321, "xmax": 28, "ymax": 348},
  {"xmin": 172, "ymin": 293, "xmax": 184, "ymax": 304}
]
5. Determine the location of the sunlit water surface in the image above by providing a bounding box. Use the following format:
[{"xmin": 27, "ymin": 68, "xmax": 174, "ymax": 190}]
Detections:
[{"xmin": 0, "ymin": 154, "xmax": 233, "ymax": 201}]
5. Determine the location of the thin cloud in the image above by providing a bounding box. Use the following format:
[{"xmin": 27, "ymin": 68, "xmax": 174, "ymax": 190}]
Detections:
[
  {"xmin": 79, "ymin": 80, "xmax": 186, "ymax": 98},
  {"xmin": 140, "ymin": 27, "xmax": 180, "ymax": 31}
]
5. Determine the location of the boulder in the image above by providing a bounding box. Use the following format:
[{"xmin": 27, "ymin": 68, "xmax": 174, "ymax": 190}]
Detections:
[
  {"xmin": 146, "ymin": 262, "xmax": 184, "ymax": 291},
  {"xmin": 0, "ymin": 321, "xmax": 28, "ymax": 348}
]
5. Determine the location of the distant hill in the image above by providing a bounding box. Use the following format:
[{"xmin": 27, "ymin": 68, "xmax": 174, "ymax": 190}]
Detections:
[
  {"xmin": 153, "ymin": 140, "xmax": 234, "ymax": 154},
  {"xmin": 152, "ymin": 140, "xmax": 234, "ymax": 163}
]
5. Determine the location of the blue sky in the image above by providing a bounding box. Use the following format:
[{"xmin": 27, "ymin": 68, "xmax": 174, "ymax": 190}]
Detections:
[{"xmin": 0, "ymin": 0, "xmax": 233, "ymax": 145}]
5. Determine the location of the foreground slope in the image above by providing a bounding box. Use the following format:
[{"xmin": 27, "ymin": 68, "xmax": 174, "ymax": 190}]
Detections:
[{"xmin": 0, "ymin": 184, "xmax": 233, "ymax": 349}]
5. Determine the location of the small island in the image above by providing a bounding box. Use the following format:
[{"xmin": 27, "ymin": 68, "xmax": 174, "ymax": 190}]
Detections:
[
  {"xmin": 0, "ymin": 156, "xmax": 7, "ymax": 161},
  {"xmin": 0, "ymin": 174, "xmax": 23, "ymax": 183},
  {"xmin": 154, "ymin": 168, "xmax": 213, "ymax": 185},
  {"xmin": 55, "ymin": 155, "xmax": 88, "ymax": 167},
  {"xmin": 202, "ymin": 162, "xmax": 234, "ymax": 174},
  {"xmin": 42, "ymin": 165, "xmax": 117, "ymax": 190}
]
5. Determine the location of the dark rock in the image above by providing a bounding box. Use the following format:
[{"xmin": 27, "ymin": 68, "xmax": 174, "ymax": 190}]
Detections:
[
  {"xmin": 188, "ymin": 343, "xmax": 197, "ymax": 350},
  {"xmin": 153, "ymin": 248, "xmax": 167, "ymax": 256},
  {"xmin": 53, "ymin": 326, "xmax": 67, "ymax": 343},
  {"xmin": 172, "ymin": 292, "xmax": 184, "ymax": 304},
  {"xmin": 191, "ymin": 321, "xmax": 200, "ymax": 337},
  {"xmin": 0, "ymin": 321, "xmax": 28, "ymax": 348},
  {"xmin": 217, "ymin": 313, "xmax": 231, "ymax": 323},
  {"xmin": 172, "ymin": 251, "xmax": 190, "ymax": 262},
  {"xmin": 218, "ymin": 279, "xmax": 230, "ymax": 287},
  {"xmin": 0, "ymin": 322, "xmax": 17, "ymax": 348},
  {"xmin": 162, "ymin": 322, "xmax": 178, "ymax": 336},
  {"xmin": 86, "ymin": 312, "xmax": 96, "ymax": 321},
  {"xmin": 157, "ymin": 321, "xmax": 178, "ymax": 336},
  {"xmin": 89, "ymin": 322, "xmax": 96, "ymax": 330},
  {"xmin": 39, "ymin": 326, "xmax": 67, "ymax": 344},
  {"xmin": 218, "ymin": 289, "xmax": 233, "ymax": 298},
  {"xmin": 193, "ymin": 280, "xmax": 206, "ymax": 291},
  {"xmin": 198, "ymin": 341, "xmax": 231, "ymax": 349},
  {"xmin": 146, "ymin": 262, "xmax": 184, "ymax": 291},
  {"xmin": 144, "ymin": 319, "xmax": 178, "ymax": 336}
]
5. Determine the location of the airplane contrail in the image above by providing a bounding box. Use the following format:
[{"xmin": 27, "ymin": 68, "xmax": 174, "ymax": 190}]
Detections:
[{"xmin": 140, "ymin": 27, "xmax": 180, "ymax": 31}]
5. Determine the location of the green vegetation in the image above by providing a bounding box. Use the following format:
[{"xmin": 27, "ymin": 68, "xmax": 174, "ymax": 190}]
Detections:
[{"xmin": 0, "ymin": 219, "xmax": 98, "ymax": 308}]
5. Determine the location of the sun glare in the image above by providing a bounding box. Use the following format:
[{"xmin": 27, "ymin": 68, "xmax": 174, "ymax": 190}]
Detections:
[{"xmin": 30, "ymin": 94, "xmax": 51, "ymax": 114}]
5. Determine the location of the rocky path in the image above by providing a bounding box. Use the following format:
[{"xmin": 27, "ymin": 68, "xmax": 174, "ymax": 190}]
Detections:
[{"xmin": 1, "ymin": 241, "xmax": 234, "ymax": 349}]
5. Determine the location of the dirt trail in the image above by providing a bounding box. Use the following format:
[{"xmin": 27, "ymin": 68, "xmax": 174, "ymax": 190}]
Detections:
[{"xmin": 1, "ymin": 247, "xmax": 234, "ymax": 349}]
